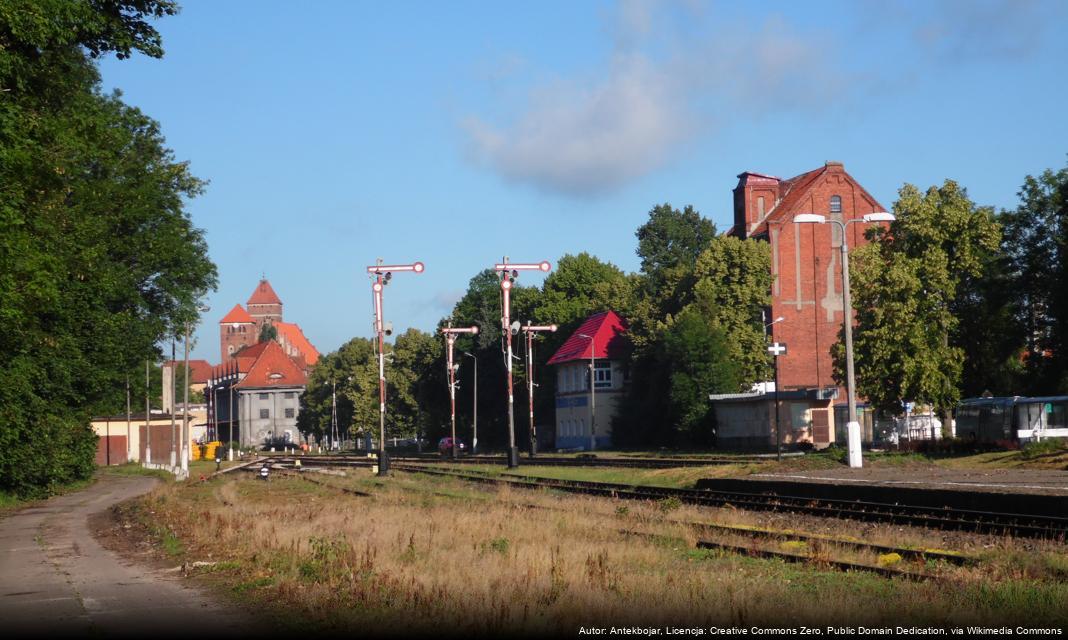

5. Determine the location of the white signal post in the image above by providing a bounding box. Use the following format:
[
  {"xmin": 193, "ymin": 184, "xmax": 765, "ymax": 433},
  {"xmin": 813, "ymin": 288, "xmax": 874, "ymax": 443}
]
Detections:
[
  {"xmin": 367, "ymin": 260, "xmax": 425, "ymax": 476},
  {"xmin": 522, "ymin": 322, "xmax": 557, "ymax": 457},
  {"xmin": 441, "ymin": 324, "xmax": 479, "ymax": 459},
  {"xmin": 495, "ymin": 258, "xmax": 552, "ymax": 468}
]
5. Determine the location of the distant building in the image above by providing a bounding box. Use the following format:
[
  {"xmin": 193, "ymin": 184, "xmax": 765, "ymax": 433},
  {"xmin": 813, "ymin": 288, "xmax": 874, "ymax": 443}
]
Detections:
[
  {"xmin": 724, "ymin": 161, "xmax": 888, "ymax": 448},
  {"xmin": 206, "ymin": 279, "xmax": 319, "ymax": 447},
  {"xmin": 547, "ymin": 311, "xmax": 630, "ymax": 450}
]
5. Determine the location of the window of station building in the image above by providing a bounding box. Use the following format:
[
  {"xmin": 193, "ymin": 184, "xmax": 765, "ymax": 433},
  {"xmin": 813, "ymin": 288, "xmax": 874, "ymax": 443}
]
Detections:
[
  {"xmin": 830, "ymin": 195, "xmax": 842, "ymax": 214},
  {"xmin": 258, "ymin": 392, "xmax": 269, "ymax": 400},
  {"xmin": 285, "ymin": 408, "xmax": 295, "ymax": 418},
  {"xmin": 284, "ymin": 392, "xmax": 295, "ymax": 399},
  {"xmin": 594, "ymin": 362, "xmax": 612, "ymax": 389},
  {"xmin": 259, "ymin": 408, "xmax": 269, "ymax": 419}
]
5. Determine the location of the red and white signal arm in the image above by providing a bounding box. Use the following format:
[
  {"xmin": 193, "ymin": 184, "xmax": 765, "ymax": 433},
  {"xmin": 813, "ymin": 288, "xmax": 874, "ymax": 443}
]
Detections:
[
  {"xmin": 367, "ymin": 261, "xmax": 425, "ymax": 274},
  {"xmin": 494, "ymin": 261, "xmax": 552, "ymax": 272}
]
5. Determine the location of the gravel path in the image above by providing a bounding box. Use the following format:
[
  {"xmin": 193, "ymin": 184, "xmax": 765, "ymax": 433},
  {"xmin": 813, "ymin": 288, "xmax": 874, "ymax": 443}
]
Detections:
[{"xmin": 0, "ymin": 473, "xmax": 252, "ymax": 637}]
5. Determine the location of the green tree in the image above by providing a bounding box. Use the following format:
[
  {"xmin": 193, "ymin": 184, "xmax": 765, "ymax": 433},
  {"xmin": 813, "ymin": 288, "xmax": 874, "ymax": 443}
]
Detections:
[
  {"xmin": 1001, "ymin": 160, "xmax": 1068, "ymax": 393},
  {"xmin": 634, "ymin": 203, "xmax": 718, "ymax": 319},
  {"xmin": 692, "ymin": 236, "xmax": 773, "ymax": 387},
  {"xmin": 259, "ymin": 323, "xmax": 278, "ymax": 343},
  {"xmin": 0, "ymin": 1, "xmax": 217, "ymax": 497},
  {"xmin": 843, "ymin": 181, "xmax": 1000, "ymax": 418}
]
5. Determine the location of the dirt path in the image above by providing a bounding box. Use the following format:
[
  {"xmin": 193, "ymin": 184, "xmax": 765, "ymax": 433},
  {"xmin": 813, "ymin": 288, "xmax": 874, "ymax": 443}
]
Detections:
[{"xmin": 0, "ymin": 473, "xmax": 253, "ymax": 637}]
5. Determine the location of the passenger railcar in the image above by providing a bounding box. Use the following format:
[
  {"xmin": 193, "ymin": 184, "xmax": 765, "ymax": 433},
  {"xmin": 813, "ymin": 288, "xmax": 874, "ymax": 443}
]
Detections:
[{"xmin": 955, "ymin": 396, "xmax": 1068, "ymax": 444}]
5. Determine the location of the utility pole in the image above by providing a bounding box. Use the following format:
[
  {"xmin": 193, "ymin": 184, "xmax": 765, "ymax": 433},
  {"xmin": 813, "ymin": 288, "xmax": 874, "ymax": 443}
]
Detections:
[
  {"xmin": 145, "ymin": 360, "xmax": 151, "ymax": 467},
  {"xmin": 768, "ymin": 342, "xmax": 787, "ymax": 461},
  {"xmin": 366, "ymin": 260, "xmax": 425, "ymax": 476},
  {"xmin": 229, "ymin": 361, "xmax": 236, "ymax": 461},
  {"xmin": 441, "ymin": 324, "xmax": 479, "ymax": 459},
  {"xmin": 462, "ymin": 351, "xmax": 478, "ymax": 454},
  {"xmin": 169, "ymin": 339, "xmax": 176, "ymax": 470},
  {"xmin": 578, "ymin": 333, "xmax": 597, "ymax": 451},
  {"xmin": 126, "ymin": 376, "xmax": 131, "ymax": 464},
  {"xmin": 494, "ymin": 258, "xmax": 552, "ymax": 468},
  {"xmin": 182, "ymin": 323, "xmax": 190, "ymax": 476},
  {"xmin": 522, "ymin": 322, "xmax": 557, "ymax": 457}
]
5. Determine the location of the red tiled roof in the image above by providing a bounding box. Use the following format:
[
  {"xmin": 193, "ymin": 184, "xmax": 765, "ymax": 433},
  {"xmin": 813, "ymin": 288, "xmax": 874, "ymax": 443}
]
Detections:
[
  {"xmin": 234, "ymin": 340, "xmax": 307, "ymax": 389},
  {"xmin": 275, "ymin": 321, "xmax": 319, "ymax": 365},
  {"xmin": 219, "ymin": 304, "xmax": 254, "ymax": 324},
  {"xmin": 247, "ymin": 279, "xmax": 282, "ymax": 306},
  {"xmin": 749, "ymin": 164, "xmax": 887, "ymax": 236},
  {"xmin": 548, "ymin": 311, "xmax": 629, "ymax": 365}
]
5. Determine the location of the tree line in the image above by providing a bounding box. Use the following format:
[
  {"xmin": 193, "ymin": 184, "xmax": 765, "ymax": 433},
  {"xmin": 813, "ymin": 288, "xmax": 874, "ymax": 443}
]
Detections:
[
  {"xmin": 300, "ymin": 162, "xmax": 1068, "ymax": 451},
  {"xmin": 0, "ymin": 1, "xmax": 216, "ymax": 497}
]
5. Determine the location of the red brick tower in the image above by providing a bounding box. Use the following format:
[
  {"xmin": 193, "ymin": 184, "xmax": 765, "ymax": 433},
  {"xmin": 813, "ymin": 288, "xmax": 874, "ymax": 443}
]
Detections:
[
  {"xmin": 731, "ymin": 162, "xmax": 888, "ymax": 392},
  {"xmin": 247, "ymin": 278, "xmax": 283, "ymax": 333},
  {"xmin": 219, "ymin": 304, "xmax": 256, "ymax": 360}
]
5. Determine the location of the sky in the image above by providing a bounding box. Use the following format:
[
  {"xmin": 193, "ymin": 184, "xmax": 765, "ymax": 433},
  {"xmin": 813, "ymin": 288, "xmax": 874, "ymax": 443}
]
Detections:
[{"xmin": 97, "ymin": 0, "xmax": 1068, "ymax": 364}]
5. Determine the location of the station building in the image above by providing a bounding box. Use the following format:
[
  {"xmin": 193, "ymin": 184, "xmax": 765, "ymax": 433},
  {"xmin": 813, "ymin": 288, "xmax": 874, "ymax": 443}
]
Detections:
[{"xmin": 547, "ymin": 311, "xmax": 630, "ymax": 450}]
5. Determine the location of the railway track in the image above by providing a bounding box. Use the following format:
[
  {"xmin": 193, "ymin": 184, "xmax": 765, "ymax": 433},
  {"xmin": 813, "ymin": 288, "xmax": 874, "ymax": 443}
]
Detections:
[
  {"xmin": 384, "ymin": 463, "xmax": 1068, "ymax": 540},
  {"xmin": 317, "ymin": 453, "xmax": 769, "ymax": 469},
  {"xmin": 255, "ymin": 458, "xmax": 970, "ymax": 581}
]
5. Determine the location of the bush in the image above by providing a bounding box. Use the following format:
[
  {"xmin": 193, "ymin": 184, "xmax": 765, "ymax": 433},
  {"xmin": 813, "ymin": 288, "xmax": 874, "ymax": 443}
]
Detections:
[{"xmin": 1021, "ymin": 438, "xmax": 1068, "ymax": 460}]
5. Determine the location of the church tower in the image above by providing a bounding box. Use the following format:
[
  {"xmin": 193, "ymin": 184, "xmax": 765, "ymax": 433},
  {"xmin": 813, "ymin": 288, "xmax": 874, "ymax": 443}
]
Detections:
[{"xmin": 247, "ymin": 278, "xmax": 283, "ymax": 332}]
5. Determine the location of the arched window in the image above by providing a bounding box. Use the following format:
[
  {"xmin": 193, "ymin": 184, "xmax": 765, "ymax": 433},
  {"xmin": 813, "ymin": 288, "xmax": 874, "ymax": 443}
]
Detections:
[
  {"xmin": 757, "ymin": 196, "xmax": 765, "ymax": 216},
  {"xmin": 830, "ymin": 195, "xmax": 842, "ymax": 214}
]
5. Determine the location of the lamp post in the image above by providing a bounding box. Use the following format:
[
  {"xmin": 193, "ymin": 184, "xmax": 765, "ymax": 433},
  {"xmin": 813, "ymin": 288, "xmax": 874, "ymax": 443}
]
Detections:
[
  {"xmin": 462, "ymin": 351, "xmax": 478, "ymax": 454},
  {"xmin": 366, "ymin": 260, "xmax": 425, "ymax": 476},
  {"xmin": 229, "ymin": 361, "xmax": 236, "ymax": 461},
  {"xmin": 793, "ymin": 211, "xmax": 895, "ymax": 468},
  {"xmin": 494, "ymin": 258, "xmax": 552, "ymax": 468},
  {"xmin": 145, "ymin": 360, "xmax": 151, "ymax": 467},
  {"xmin": 169, "ymin": 339, "xmax": 177, "ymax": 470},
  {"xmin": 441, "ymin": 325, "xmax": 479, "ymax": 459},
  {"xmin": 522, "ymin": 322, "xmax": 557, "ymax": 457},
  {"xmin": 578, "ymin": 333, "xmax": 597, "ymax": 451},
  {"xmin": 181, "ymin": 304, "xmax": 210, "ymax": 476}
]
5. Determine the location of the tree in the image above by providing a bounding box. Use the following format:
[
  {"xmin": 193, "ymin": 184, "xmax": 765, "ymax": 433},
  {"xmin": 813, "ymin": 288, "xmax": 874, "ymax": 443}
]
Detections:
[
  {"xmin": 843, "ymin": 181, "xmax": 1000, "ymax": 418},
  {"xmin": 634, "ymin": 203, "xmax": 718, "ymax": 320},
  {"xmin": 692, "ymin": 236, "xmax": 773, "ymax": 387},
  {"xmin": 259, "ymin": 323, "xmax": 278, "ymax": 343},
  {"xmin": 1001, "ymin": 160, "xmax": 1068, "ymax": 394},
  {"xmin": 0, "ymin": 1, "xmax": 217, "ymax": 497}
]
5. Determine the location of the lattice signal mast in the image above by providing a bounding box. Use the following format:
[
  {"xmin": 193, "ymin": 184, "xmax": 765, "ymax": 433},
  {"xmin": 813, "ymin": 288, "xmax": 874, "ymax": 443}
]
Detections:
[
  {"xmin": 495, "ymin": 258, "xmax": 552, "ymax": 468},
  {"xmin": 367, "ymin": 260, "xmax": 424, "ymax": 476},
  {"xmin": 522, "ymin": 322, "xmax": 557, "ymax": 457},
  {"xmin": 440, "ymin": 324, "xmax": 479, "ymax": 459}
]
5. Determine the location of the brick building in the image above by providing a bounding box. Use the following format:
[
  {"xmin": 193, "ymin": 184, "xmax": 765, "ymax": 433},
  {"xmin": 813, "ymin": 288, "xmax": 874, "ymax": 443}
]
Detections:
[
  {"xmin": 721, "ymin": 161, "xmax": 889, "ymax": 447},
  {"xmin": 218, "ymin": 279, "xmax": 319, "ymax": 366}
]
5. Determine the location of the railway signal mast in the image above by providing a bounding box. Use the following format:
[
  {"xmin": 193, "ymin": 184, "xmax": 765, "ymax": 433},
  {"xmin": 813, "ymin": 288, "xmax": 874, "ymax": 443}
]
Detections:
[
  {"xmin": 495, "ymin": 257, "xmax": 552, "ymax": 468},
  {"xmin": 367, "ymin": 259, "xmax": 425, "ymax": 476},
  {"xmin": 522, "ymin": 322, "xmax": 557, "ymax": 457},
  {"xmin": 441, "ymin": 324, "xmax": 480, "ymax": 459}
]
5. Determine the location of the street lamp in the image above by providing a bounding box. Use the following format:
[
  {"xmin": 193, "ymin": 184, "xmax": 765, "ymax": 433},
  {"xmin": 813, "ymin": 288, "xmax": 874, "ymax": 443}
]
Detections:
[
  {"xmin": 181, "ymin": 304, "xmax": 210, "ymax": 476},
  {"xmin": 793, "ymin": 211, "xmax": 895, "ymax": 468},
  {"xmin": 494, "ymin": 257, "xmax": 552, "ymax": 468},
  {"xmin": 521, "ymin": 322, "xmax": 557, "ymax": 457},
  {"xmin": 366, "ymin": 260, "xmax": 425, "ymax": 476},
  {"xmin": 578, "ymin": 333, "xmax": 597, "ymax": 451},
  {"xmin": 462, "ymin": 351, "xmax": 478, "ymax": 454},
  {"xmin": 441, "ymin": 324, "xmax": 479, "ymax": 459}
]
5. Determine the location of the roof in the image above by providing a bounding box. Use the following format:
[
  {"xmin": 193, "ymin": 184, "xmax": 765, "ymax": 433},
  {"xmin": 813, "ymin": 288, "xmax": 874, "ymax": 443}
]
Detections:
[
  {"xmin": 219, "ymin": 304, "xmax": 254, "ymax": 324},
  {"xmin": 234, "ymin": 340, "xmax": 307, "ymax": 389},
  {"xmin": 247, "ymin": 279, "xmax": 282, "ymax": 306},
  {"xmin": 162, "ymin": 359, "xmax": 213, "ymax": 385},
  {"xmin": 748, "ymin": 163, "xmax": 887, "ymax": 236},
  {"xmin": 547, "ymin": 311, "xmax": 629, "ymax": 365},
  {"xmin": 275, "ymin": 321, "xmax": 320, "ymax": 365}
]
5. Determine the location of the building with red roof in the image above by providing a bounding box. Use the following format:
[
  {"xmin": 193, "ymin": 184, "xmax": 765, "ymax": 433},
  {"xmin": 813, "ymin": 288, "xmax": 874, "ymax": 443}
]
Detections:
[
  {"xmin": 548, "ymin": 311, "xmax": 630, "ymax": 450},
  {"xmin": 204, "ymin": 279, "xmax": 320, "ymax": 448},
  {"xmin": 722, "ymin": 161, "xmax": 888, "ymax": 448}
]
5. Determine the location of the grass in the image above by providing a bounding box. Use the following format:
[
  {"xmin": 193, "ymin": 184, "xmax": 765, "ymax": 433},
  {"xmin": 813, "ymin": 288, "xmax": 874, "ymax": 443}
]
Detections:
[
  {"xmin": 123, "ymin": 469, "xmax": 1068, "ymax": 635},
  {"xmin": 0, "ymin": 476, "xmax": 96, "ymax": 518}
]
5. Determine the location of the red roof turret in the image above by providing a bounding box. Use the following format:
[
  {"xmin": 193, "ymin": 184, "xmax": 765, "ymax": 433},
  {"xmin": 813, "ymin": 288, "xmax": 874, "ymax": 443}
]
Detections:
[
  {"xmin": 247, "ymin": 279, "xmax": 282, "ymax": 306},
  {"xmin": 548, "ymin": 311, "xmax": 629, "ymax": 365}
]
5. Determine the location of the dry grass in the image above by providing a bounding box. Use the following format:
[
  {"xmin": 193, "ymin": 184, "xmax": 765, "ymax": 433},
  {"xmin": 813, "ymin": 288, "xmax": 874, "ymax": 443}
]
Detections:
[{"xmin": 132, "ymin": 470, "xmax": 1068, "ymax": 635}]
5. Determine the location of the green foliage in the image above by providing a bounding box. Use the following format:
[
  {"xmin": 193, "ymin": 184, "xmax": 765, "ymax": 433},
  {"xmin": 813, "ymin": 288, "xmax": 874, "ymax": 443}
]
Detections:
[
  {"xmin": 258, "ymin": 323, "xmax": 278, "ymax": 343},
  {"xmin": 1001, "ymin": 159, "xmax": 1068, "ymax": 394},
  {"xmin": 0, "ymin": 2, "xmax": 216, "ymax": 497},
  {"xmin": 843, "ymin": 181, "xmax": 1000, "ymax": 416}
]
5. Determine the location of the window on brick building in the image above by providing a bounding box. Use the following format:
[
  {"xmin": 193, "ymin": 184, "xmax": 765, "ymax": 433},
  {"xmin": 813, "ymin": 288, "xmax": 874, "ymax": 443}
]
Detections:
[
  {"xmin": 830, "ymin": 195, "xmax": 842, "ymax": 214},
  {"xmin": 757, "ymin": 196, "xmax": 765, "ymax": 217}
]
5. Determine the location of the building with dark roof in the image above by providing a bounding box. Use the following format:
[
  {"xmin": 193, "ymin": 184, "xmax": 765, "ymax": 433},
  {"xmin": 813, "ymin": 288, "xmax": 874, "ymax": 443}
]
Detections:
[{"xmin": 547, "ymin": 310, "xmax": 630, "ymax": 450}]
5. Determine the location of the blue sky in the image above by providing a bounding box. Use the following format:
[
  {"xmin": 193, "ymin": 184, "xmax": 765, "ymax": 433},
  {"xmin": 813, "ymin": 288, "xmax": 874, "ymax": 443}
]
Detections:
[{"xmin": 97, "ymin": 0, "xmax": 1068, "ymax": 363}]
